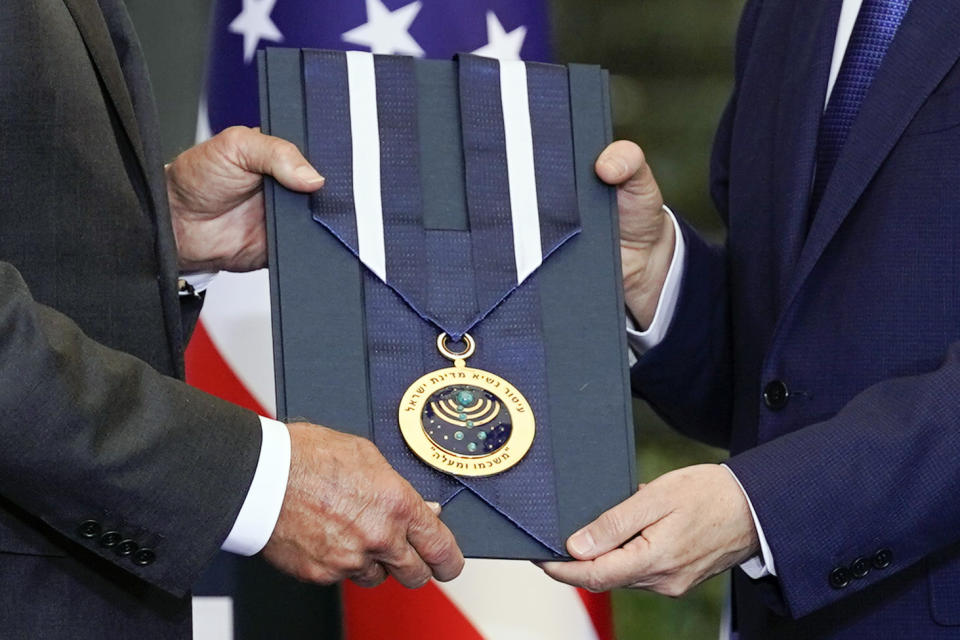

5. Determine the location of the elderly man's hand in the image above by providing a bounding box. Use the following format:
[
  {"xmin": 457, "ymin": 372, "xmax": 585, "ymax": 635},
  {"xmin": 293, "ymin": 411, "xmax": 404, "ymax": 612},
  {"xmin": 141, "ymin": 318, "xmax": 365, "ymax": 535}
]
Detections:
[
  {"xmin": 541, "ymin": 464, "xmax": 759, "ymax": 596},
  {"xmin": 262, "ymin": 422, "xmax": 464, "ymax": 589},
  {"xmin": 165, "ymin": 126, "xmax": 324, "ymax": 273}
]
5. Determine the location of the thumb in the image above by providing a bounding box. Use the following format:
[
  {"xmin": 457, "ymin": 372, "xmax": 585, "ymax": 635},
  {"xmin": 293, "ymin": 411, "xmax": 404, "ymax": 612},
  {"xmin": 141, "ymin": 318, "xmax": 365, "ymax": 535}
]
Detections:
[
  {"xmin": 223, "ymin": 126, "xmax": 326, "ymax": 192},
  {"xmin": 596, "ymin": 140, "xmax": 665, "ymax": 245},
  {"xmin": 566, "ymin": 486, "xmax": 667, "ymax": 560}
]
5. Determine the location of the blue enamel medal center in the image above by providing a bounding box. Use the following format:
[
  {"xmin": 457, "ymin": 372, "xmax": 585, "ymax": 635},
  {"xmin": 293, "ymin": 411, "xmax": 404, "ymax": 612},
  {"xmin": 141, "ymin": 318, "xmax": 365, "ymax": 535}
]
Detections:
[{"xmin": 398, "ymin": 334, "xmax": 536, "ymax": 477}]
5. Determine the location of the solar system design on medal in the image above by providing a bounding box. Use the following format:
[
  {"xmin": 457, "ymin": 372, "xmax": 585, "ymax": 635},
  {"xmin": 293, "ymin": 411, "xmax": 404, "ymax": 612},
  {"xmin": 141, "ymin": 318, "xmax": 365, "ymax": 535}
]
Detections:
[
  {"xmin": 398, "ymin": 333, "xmax": 536, "ymax": 477},
  {"xmin": 422, "ymin": 386, "xmax": 511, "ymax": 457}
]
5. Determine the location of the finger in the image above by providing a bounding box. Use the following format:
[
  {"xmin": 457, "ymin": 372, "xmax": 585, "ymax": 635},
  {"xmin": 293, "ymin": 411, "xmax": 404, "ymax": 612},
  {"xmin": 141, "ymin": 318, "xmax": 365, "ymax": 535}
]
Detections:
[
  {"xmin": 541, "ymin": 541, "xmax": 655, "ymax": 593},
  {"xmin": 426, "ymin": 501, "xmax": 442, "ymax": 516},
  {"xmin": 380, "ymin": 545, "xmax": 434, "ymax": 589},
  {"xmin": 595, "ymin": 140, "xmax": 653, "ymax": 193},
  {"xmin": 595, "ymin": 141, "xmax": 664, "ymax": 245},
  {"xmin": 405, "ymin": 501, "xmax": 464, "ymax": 582},
  {"xmin": 350, "ymin": 561, "xmax": 389, "ymax": 588},
  {"xmin": 228, "ymin": 126, "xmax": 325, "ymax": 191},
  {"xmin": 566, "ymin": 488, "xmax": 668, "ymax": 560}
]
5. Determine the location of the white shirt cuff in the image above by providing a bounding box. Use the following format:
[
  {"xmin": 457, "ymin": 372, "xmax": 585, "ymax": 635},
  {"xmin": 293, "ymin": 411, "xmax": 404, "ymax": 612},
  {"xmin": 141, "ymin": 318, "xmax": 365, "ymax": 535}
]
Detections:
[
  {"xmin": 625, "ymin": 206, "xmax": 686, "ymax": 357},
  {"xmin": 722, "ymin": 464, "xmax": 777, "ymax": 578},
  {"xmin": 180, "ymin": 271, "xmax": 218, "ymax": 293},
  {"xmin": 220, "ymin": 416, "xmax": 291, "ymax": 556}
]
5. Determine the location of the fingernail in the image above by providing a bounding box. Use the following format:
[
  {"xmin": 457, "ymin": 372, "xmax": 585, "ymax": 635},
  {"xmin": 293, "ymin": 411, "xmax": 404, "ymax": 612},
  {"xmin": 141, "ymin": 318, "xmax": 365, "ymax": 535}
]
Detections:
[
  {"xmin": 599, "ymin": 155, "xmax": 627, "ymax": 178},
  {"xmin": 426, "ymin": 501, "xmax": 442, "ymax": 515},
  {"xmin": 568, "ymin": 529, "xmax": 595, "ymax": 556},
  {"xmin": 295, "ymin": 165, "xmax": 325, "ymax": 187}
]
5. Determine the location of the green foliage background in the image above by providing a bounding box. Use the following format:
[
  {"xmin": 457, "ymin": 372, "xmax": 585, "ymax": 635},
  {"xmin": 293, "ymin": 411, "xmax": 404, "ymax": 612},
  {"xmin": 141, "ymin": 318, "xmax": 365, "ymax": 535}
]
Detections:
[{"xmin": 548, "ymin": 1, "xmax": 747, "ymax": 637}]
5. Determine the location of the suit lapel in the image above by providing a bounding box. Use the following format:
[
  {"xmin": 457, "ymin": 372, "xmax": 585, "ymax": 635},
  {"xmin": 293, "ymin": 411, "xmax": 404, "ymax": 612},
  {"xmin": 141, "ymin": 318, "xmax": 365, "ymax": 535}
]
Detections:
[
  {"xmin": 766, "ymin": 0, "xmax": 843, "ymax": 300},
  {"xmin": 64, "ymin": 0, "xmax": 185, "ymax": 376},
  {"xmin": 61, "ymin": 0, "xmax": 149, "ymax": 175},
  {"xmin": 784, "ymin": 0, "xmax": 960, "ymax": 313}
]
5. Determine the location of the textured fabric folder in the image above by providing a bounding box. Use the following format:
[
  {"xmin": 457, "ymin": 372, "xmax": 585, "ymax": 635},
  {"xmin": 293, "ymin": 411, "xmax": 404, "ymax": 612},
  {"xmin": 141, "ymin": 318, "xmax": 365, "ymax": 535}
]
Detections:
[{"xmin": 259, "ymin": 47, "xmax": 635, "ymax": 559}]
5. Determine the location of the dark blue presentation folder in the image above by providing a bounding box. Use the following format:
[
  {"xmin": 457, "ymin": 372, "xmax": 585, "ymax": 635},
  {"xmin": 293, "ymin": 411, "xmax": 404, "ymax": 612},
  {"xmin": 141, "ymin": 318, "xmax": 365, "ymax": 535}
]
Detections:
[{"xmin": 259, "ymin": 48, "xmax": 635, "ymax": 560}]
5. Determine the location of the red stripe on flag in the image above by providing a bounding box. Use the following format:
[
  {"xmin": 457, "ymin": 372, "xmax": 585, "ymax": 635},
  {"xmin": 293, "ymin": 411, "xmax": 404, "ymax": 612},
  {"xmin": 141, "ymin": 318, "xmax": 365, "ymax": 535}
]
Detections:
[
  {"xmin": 185, "ymin": 320, "xmax": 271, "ymax": 417},
  {"xmin": 578, "ymin": 590, "xmax": 615, "ymax": 640},
  {"xmin": 343, "ymin": 580, "xmax": 484, "ymax": 640}
]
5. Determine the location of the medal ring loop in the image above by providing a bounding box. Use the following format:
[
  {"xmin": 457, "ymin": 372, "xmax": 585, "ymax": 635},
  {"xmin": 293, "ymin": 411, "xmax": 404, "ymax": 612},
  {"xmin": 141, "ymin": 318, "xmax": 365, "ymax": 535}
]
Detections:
[{"xmin": 437, "ymin": 332, "xmax": 476, "ymax": 361}]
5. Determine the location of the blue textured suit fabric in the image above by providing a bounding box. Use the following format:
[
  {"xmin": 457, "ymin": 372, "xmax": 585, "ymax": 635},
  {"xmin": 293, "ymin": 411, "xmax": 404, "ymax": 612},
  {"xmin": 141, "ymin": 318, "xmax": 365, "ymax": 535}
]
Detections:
[
  {"xmin": 810, "ymin": 0, "xmax": 912, "ymax": 214},
  {"xmin": 631, "ymin": 0, "xmax": 960, "ymax": 637},
  {"xmin": 0, "ymin": 0, "xmax": 262, "ymax": 636}
]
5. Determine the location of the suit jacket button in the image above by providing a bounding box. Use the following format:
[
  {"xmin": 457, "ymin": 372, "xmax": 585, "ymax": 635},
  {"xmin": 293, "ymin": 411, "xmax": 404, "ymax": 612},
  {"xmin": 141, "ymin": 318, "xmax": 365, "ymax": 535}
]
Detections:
[
  {"xmin": 99, "ymin": 531, "xmax": 122, "ymax": 549},
  {"xmin": 78, "ymin": 520, "xmax": 101, "ymax": 539},
  {"xmin": 873, "ymin": 548, "xmax": 893, "ymax": 569},
  {"xmin": 829, "ymin": 566, "xmax": 851, "ymax": 589},
  {"xmin": 850, "ymin": 557, "xmax": 871, "ymax": 579},
  {"xmin": 763, "ymin": 380, "xmax": 790, "ymax": 410},
  {"xmin": 115, "ymin": 539, "xmax": 139, "ymax": 556},
  {"xmin": 133, "ymin": 548, "xmax": 156, "ymax": 567}
]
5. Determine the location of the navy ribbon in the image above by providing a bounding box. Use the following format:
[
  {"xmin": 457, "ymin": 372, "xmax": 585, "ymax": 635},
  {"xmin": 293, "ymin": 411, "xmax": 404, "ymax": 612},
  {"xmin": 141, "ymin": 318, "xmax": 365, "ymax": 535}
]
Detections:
[{"xmin": 302, "ymin": 50, "xmax": 580, "ymax": 554}]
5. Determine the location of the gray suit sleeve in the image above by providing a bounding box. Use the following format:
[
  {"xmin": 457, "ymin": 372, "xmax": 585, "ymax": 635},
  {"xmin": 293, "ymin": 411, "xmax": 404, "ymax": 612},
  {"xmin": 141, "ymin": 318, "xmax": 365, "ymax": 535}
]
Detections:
[{"xmin": 0, "ymin": 262, "xmax": 262, "ymax": 596}]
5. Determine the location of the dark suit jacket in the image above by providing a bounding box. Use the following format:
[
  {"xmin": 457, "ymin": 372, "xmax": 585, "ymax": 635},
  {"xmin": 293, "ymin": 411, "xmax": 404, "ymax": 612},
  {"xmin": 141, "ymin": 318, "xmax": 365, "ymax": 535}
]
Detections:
[
  {"xmin": 0, "ymin": 0, "xmax": 262, "ymax": 636},
  {"xmin": 632, "ymin": 0, "xmax": 960, "ymax": 637}
]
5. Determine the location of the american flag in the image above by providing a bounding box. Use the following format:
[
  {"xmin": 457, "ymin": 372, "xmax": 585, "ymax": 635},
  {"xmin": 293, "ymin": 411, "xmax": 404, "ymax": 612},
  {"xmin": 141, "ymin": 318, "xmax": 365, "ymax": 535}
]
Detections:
[{"xmin": 188, "ymin": 1, "xmax": 614, "ymax": 638}]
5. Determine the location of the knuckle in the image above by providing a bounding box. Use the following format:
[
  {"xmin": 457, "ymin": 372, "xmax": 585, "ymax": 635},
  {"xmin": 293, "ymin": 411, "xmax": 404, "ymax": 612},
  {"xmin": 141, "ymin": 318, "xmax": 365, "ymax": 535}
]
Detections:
[
  {"xmin": 392, "ymin": 564, "xmax": 432, "ymax": 589},
  {"xmin": 584, "ymin": 570, "xmax": 610, "ymax": 594},
  {"xmin": 662, "ymin": 585, "xmax": 685, "ymax": 599},
  {"xmin": 383, "ymin": 486, "xmax": 417, "ymax": 520},
  {"xmin": 359, "ymin": 524, "xmax": 393, "ymax": 552},
  {"xmin": 417, "ymin": 534, "xmax": 454, "ymax": 567},
  {"xmin": 219, "ymin": 125, "xmax": 248, "ymax": 147},
  {"xmin": 351, "ymin": 561, "xmax": 384, "ymax": 585},
  {"xmin": 584, "ymin": 579, "xmax": 606, "ymax": 594},
  {"xmin": 595, "ymin": 510, "xmax": 625, "ymax": 539},
  {"xmin": 364, "ymin": 521, "xmax": 408, "ymax": 559},
  {"xmin": 357, "ymin": 571, "xmax": 387, "ymax": 589},
  {"xmin": 337, "ymin": 552, "xmax": 368, "ymax": 575},
  {"xmin": 659, "ymin": 577, "xmax": 691, "ymax": 599},
  {"xmin": 296, "ymin": 561, "xmax": 332, "ymax": 585},
  {"xmin": 369, "ymin": 533, "xmax": 400, "ymax": 557},
  {"xmin": 270, "ymin": 138, "xmax": 300, "ymax": 164},
  {"xmin": 356, "ymin": 436, "xmax": 381, "ymax": 457},
  {"xmin": 410, "ymin": 570, "xmax": 433, "ymax": 589}
]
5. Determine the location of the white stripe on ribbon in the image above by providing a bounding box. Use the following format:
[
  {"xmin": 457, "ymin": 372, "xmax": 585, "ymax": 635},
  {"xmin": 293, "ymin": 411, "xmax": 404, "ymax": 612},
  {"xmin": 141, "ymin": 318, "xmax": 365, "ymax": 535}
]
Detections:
[
  {"xmin": 499, "ymin": 59, "xmax": 543, "ymax": 284},
  {"xmin": 346, "ymin": 51, "xmax": 387, "ymax": 281},
  {"xmin": 345, "ymin": 55, "xmax": 544, "ymax": 287}
]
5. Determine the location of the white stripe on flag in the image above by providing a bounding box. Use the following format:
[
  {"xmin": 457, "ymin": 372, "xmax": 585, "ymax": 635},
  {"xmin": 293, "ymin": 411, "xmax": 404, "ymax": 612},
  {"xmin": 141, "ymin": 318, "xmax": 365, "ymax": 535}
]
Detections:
[
  {"xmin": 200, "ymin": 270, "xmax": 277, "ymax": 417},
  {"xmin": 499, "ymin": 59, "xmax": 543, "ymax": 284},
  {"xmin": 195, "ymin": 97, "xmax": 213, "ymax": 145},
  {"xmin": 192, "ymin": 596, "xmax": 234, "ymax": 640},
  {"xmin": 436, "ymin": 559, "xmax": 600, "ymax": 640},
  {"xmin": 346, "ymin": 51, "xmax": 387, "ymax": 282}
]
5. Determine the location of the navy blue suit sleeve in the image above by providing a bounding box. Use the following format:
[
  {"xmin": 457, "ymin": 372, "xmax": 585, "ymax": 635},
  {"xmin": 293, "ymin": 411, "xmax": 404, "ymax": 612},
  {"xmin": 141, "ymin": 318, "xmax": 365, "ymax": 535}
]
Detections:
[
  {"xmin": 630, "ymin": 218, "xmax": 732, "ymax": 448},
  {"xmin": 727, "ymin": 343, "xmax": 960, "ymax": 618}
]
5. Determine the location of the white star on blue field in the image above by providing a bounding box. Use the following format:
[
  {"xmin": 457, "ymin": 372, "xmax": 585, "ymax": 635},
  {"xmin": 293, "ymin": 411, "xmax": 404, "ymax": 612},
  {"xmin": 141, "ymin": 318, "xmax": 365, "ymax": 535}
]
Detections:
[{"xmin": 205, "ymin": 0, "xmax": 550, "ymax": 132}]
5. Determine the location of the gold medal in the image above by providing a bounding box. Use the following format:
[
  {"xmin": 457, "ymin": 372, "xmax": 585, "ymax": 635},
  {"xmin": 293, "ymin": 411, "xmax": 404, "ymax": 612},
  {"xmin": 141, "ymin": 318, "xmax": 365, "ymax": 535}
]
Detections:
[{"xmin": 398, "ymin": 333, "xmax": 536, "ymax": 477}]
